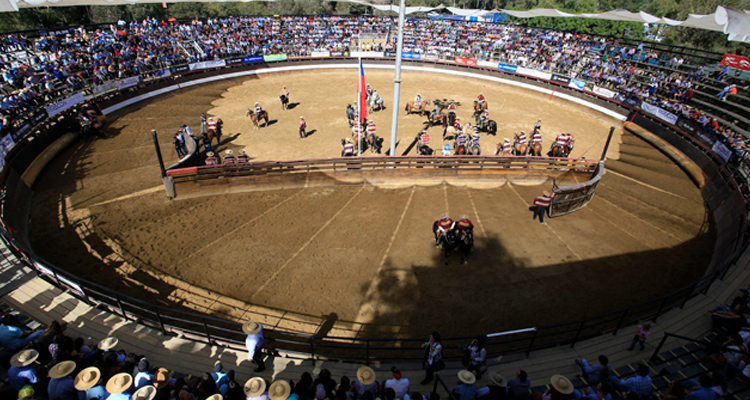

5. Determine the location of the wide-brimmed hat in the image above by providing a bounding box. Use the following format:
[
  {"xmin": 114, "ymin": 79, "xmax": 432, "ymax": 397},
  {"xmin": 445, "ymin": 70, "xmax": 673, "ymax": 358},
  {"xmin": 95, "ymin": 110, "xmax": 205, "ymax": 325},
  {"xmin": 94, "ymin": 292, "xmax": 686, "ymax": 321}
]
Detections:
[
  {"xmin": 458, "ymin": 370, "xmax": 476, "ymax": 384},
  {"xmin": 107, "ymin": 373, "xmax": 133, "ymax": 394},
  {"xmin": 300, "ymin": 116, "xmax": 304, "ymax": 119},
  {"xmin": 206, "ymin": 151, "xmax": 215, "ymax": 157},
  {"xmin": 504, "ymin": 138, "xmax": 509, "ymax": 142},
  {"xmin": 153, "ymin": 368, "xmax": 170, "ymax": 389},
  {"xmin": 131, "ymin": 385, "xmax": 157, "ymax": 400},
  {"xmin": 245, "ymin": 377, "xmax": 267, "ymax": 397},
  {"xmin": 205, "ymin": 395, "xmax": 223, "ymax": 400},
  {"xmin": 357, "ymin": 366, "xmax": 376, "ymax": 385},
  {"xmin": 49, "ymin": 360, "xmax": 76, "ymax": 379},
  {"xmin": 243, "ymin": 320, "xmax": 261, "ymax": 335},
  {"xmin": 75, "ymin": 367, "xmax": 102, "ymax": 390},
  {"xmin": 225, "ymin": 150, "xmax": 233, "ymax": 155},
  {"xmin": 460, "ymin": 214, "xmax": 469, "ymax": 220},
  {"xmin": 10, "ymin": 349, "xmax": 39, "ymax": 367},
  {"xmin": 239, "ymin": 149, "xmax": 246, "ymax": 155},
  {"xmin": 489, "ymin": 371, "xmax": 507, "ymax": 386},
  {"xmin": 543, "ymin": 190, "xmax": 551, "ymax": 197},
  {"xmin": 255, "ymin": 102, "xmax": 259, "ymax": 105},
  {"xmin": 268, "ymin": 380, "xmax": 291, "ymax": 400},
  {"xmin": 98, "ymin": 336, "xmax": 118, "ymax": 350},
  {"xmin": 550, "ymin": 375, "xmax": 574, "ymax": 394},
  {"xmin": 439, "ymin": 212, "xmax": 449, "ymax": 220}
]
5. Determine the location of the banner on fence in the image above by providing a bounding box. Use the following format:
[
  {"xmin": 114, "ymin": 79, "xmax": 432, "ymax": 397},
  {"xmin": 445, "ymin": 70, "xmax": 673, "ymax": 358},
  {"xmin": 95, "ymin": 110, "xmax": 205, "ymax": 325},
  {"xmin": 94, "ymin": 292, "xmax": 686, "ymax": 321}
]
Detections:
[
  {"xmin": 189, "ymin": 60, "xmax": 227, "ymax": 71},
  {"xmin": 593, "ymin": 85, "xmax": 617, "ymax": 99},
  {"xmin": 46, "ymin": 92, "xmax": 85, "ymax": 118},
  {"xmin": 225, "ymin": 57, "xmax": 244, "ymax": 65},
  {"xmin": 154, "ymin": 68, "xmax": 172, "ymax": 78},
  {"xmin": 92, "ymin": 81, "xmax": 118, "ymax": 96},
  {"xmin": 497, "ymin": 63, "xmax": 517, "ymax": 72},
  {"xmin": 170, "ymin": 64, "xmax": 189, "ymax": 74},
  {"xmin": 12, "ymin": 122, "xmax": 31, "ymax": 141},
  {"xmin": 477, "ymin": 61, "xmax": 496, "ymax": 69},
  {"xmin": 423, "ymin": 54, "xmax": 439, "ymax": 60},
  {"xmin": 720, "ymin": 53, "xmax": 750, "ymax": 73},
  {"xmin": 311, "ymin": 51, "xmax": 330, "ymax": 57},
  {"xmin": 0, "ymin": 133, "xmax": 15, "ymax": 155},
  {"xmin": 349, "ymin": 51, "xmax": 383, "ymax": 58},
  {"xmin": 551, "ymin": 74, "xmax": 571, "ymax": 85},
  {"xmin": 330, "ymin": 51, "xmax": 345, "ymax": 57},
  {"xmin": 712, "ymin": 140, "xmax": 733, "ymax": 162},
  {"xmin": 517, "ymin": 67, "xmax": 552, "ymax": 80},
  {"xmin": 384, "ymin": 51, "xmax": 397, "ymax": 57},
  {"xmin": 640, "ymin": 101, "xmax": 678, "ymax": 125},
  {"xmin": 117, "ymin": 75, "xmax": 142, "ymax": 90},
  {"xmin": 402, "ymin": 52, "xmax": 421, "ymax": 59},
  {"xmin": 244, "ymin": 56, "xmax": 264, "ymax": 63},
  {"xmin": 568, "ymin": 79, "xmax": 586, "ymax": 90}
]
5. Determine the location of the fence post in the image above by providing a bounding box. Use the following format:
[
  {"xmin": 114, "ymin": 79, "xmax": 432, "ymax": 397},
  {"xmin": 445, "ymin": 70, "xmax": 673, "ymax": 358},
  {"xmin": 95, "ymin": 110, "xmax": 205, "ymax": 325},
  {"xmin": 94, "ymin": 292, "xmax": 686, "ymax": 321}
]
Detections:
[
  {"xmin": 365, "ymin": 340, "xmax": 370, "ymax": 366},
  {"xmin": 309, "ymin": 337, "xmax": 315, "ymax": 361},
  {"xmin": 201, "ymin": 318, "xmax": 212, "ymax": 345},
  {"xmin": 51, "ymin": 269, "xmax": 63, "ymax": 289},
  {"xmin": 526, "ymin": 329, "xmax": 538, "ymax": 358},
  {"xmin": 652, "ymin": 296, "xmax": 670, "ymax": 322},
  {"xmin": 114, "ymin": 293, "xmax": 128, "ymax": 320},
  {"xmin": 650, "ymin": 333, "xmax": 670, "ymax": 363},
  {"xmin": 571, "ymin": 321, "xmax": 586, "ymax": 348},
  {"xmin": 680, "ymin": 282, "xmax": 698, "ymax": 309},
  {"xmin": 154, "ymin": 307, "xmax": 167, "ymax": 334},
  {"xmin": 613, "ymin": 309, "xmax": 629, "ymax": 335},
  {"xmin": 76, "ymin": 277, "xmax": 91, "ymax": 306}
]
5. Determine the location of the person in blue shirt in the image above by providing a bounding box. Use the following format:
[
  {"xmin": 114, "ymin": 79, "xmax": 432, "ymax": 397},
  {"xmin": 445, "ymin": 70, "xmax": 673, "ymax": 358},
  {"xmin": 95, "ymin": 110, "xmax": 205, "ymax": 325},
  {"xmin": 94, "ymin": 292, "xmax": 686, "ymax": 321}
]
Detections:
[
  {"xmin": 0, "ymin": 314, "xmax": 43, "ymax": 352},
  {"xmin": 453, "ymin": 370, "xmax": 478, "ymax": 400},
  {"xmin": 74, "ymin": 366, "xmax": 107, "ymax": 400},
  {"xmin": 47, "ymin": 360, "xmax": 78, "ymax": 400},
  {"xmin": 106, "ymin": 372, "xmax": 134, "ymax": 400},
  {"xmin": 685, "ymin": 375, "xmax": 716, "ymax": 400},
  {"xmin": 8, "ymin": 349, "xmax": 39, "ymax": 393}
]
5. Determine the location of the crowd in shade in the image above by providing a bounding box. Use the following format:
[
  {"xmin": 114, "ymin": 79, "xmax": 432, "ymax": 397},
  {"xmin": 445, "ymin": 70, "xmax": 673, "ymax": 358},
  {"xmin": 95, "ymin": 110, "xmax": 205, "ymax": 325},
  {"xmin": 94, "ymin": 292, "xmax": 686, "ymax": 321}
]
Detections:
[{"xmin": 0, "ymin": 15, "xmax": 746, "ymax": 157}]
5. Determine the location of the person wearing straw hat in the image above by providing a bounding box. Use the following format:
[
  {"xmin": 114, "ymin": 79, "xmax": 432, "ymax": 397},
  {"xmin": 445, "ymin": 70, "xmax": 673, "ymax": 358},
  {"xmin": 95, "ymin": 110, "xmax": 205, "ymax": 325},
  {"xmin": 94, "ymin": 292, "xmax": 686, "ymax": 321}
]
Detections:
[
  {"xmin": 106, "ymin": 372, "xmax": 134, "ymax": 400},
  {"xmin": 238, "ymin": 149, "xmax": 250, "ymax": 163},
  {"xmin": 477, "ymin": 371, "xmax": 508, "ymax": 399},
  {"xmin": 243, "ymin": 320, "xmax": 266, "ymax": 372},
  {"xmin": 223, "ymin": 149, "xmax": 236, "ymax": 164},
  {"xmin": 453, "ymin": 370, "xmax": 478, "ymax": 400},
  {"xmin": 47, "ymin": 360, "xmax": 77, "ymax": 400},
  {"xmin": 353, "ymin": 366, "xmax": 378, "ymax": 398},
  {"xmin": 543, "ymin": 375, "xmax": 574, "ymax": 400},
  {"xmin": 532, "ymin": 191, "xmax": 553, "ymax": 225},
  {"xmin": 152, "ymin": 367, "xmax": 173, "ymax": 398},
  {"xmin": 205, "ymin": 151, "xmax": 219, "ymax": 166},
  {"xmin": 268, "ymin": 380, "xmax": 291, "ymax": 400},
  {"xmin": 75, "ymin": 366, "xmax": 106, "ymax": 400},
  {"xmin": 245, "ymin": 377, "xmax": 270, "ymax": 400},
  {"xmin": 132, "ymin": 385, "xmax": 158, "ymax": 400},
  {"xmin": 9, "ymin": 349, "xmax": 39, "ymax": 392}
]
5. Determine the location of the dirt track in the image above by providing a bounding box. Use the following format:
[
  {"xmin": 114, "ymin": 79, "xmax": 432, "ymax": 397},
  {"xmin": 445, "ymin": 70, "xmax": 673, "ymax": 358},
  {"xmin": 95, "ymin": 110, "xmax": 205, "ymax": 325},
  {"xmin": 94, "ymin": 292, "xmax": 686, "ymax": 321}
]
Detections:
[{"xmin": 28, "ymin": 69, "xmax": 714, "ymax": 338}]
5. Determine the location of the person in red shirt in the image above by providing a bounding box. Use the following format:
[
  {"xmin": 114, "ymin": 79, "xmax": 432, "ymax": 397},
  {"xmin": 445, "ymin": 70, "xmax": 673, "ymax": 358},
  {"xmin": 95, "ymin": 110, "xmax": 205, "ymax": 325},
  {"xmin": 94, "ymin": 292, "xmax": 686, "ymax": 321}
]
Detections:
[
  {"xmin": 299, "ymin": 116, "xmax": 307, "ymax": 139},
  {"xmin": 433, "ymin": 213, "xmax": 455, "ymax": 247},
  {"xmin": 456, "ymin": 214, "xmax": 474, "ymax": 237},
  {"xmin": 533, "ymin": 190, "xmax": 553, "ymax": 225}
]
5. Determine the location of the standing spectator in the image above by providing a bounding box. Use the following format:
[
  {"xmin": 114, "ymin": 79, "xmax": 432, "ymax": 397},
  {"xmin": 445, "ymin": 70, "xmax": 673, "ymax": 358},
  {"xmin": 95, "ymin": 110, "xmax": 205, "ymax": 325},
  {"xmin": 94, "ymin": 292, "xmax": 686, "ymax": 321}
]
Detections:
[
  {"xmin": 353, "ymin": 366, "xmax": 378, "ymax": 399},
  {"xmin": 8, "ymin": 349, "xmax": 39, "ymax": 393},
  {"xmin": 575, "ymin": 355, "xmax": 610, "ymax": 384},
  {"xmin": 0, "ymin": 314, "xmax": 43, "ymax": 352},
  {"xmin": 173, "ymin": 131, "xmax": 186, "ymax": 158},
  {"xmin": 453, "ymin": 370, "xmax": 478, "ymax": 400},
  {"xmin": 543, "ymin": 375, "xmax": 574, "ymax": 400},
  {"xmin": 244, "ymin": 320, "xmax": 265, "ymax": 373},
  {"xmin": 532, "ymin": 191, "xmax": 553, "ymax": 225},
  {"xmin": 609, "ymin": 364, "xmax": 652, "ymax": 398},
  {"xmin": 507, "ymin": 370, "xmax": 530, "ymax": 400},
  {"xmin": 74, "ymin": 366, "xmax": 107, "ymax": 400},
  {"xmin": 421, "ymin": 332, "xmax": 444, "ymax": 384},
  {"xmin": 200, "ymin": 112, "xmax": 208, "ymax": 134},
  {"xmin": 384, "ymin": 366, "xmax": 410, "ymax": 400},
  {"xmin": 627, "ymin": 323, "xmax": 651, "ymax": 351},
  {"xmin": 477, "ymin": 371, "xmax": 507, "ymax": 400},
  {"xmin": 47, "ymin": 360, "xmax": 77, "ymax": 400},
  {"xmin": 299, "ymin": 116, "xmax": 307, "ymax": 139}
]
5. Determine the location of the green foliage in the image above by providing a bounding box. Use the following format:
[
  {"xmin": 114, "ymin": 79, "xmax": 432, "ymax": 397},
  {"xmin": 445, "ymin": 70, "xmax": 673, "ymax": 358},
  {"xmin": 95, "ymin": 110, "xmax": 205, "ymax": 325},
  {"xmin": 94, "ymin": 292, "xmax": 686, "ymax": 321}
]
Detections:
[{"xmin": 515, "ymin": 16, "xmax": 644, "ymax": 40}]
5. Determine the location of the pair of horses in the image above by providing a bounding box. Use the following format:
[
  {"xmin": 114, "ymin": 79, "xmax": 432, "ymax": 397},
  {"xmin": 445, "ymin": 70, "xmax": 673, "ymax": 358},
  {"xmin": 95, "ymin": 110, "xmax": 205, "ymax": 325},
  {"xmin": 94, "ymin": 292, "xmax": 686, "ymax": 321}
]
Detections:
[
  {"xmin": 433, "ymin": 222, "xmax": 474, "ymax": 265},
  {"xmin": 367, "ymin": 92, "xmax": 385, "ymax": 113},
  {"xmin": 455, "ymin": 141, "xmax": 481, "ymax": 155},
  {"xmin": 246, "ymin": 109, "xmax": 270, "ymax": 129},
  {"xmin": 511, "ymin": 133, "xmax": 544, "ymax": 156}
]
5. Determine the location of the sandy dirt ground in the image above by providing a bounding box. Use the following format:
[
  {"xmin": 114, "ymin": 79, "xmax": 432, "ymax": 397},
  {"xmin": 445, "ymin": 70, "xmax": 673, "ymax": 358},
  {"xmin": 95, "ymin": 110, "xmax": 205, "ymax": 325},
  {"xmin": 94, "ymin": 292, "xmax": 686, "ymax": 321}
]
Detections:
[{"xmin": 27, "ymin": 68, "xmax": 714, "ymax": 338}]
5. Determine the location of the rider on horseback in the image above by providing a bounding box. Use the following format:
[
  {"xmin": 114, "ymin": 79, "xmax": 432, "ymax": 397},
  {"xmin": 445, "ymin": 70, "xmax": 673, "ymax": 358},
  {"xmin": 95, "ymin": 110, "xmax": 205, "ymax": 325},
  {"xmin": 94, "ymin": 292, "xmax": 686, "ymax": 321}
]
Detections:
[
  {"xmin": 534, "ymin": 119, "xmax": 542, "ymax": 132},
  {"xmin": 254, "ymin": 102, "xmax": 263, "ymax": 120},
  {"xmin": 469, "ymin": 130, "xmax": 480, "ymax": 149},
  {"xmin": 414, "ymin": 93, "xmax": 422, "ymax": 108},
  {"xmin": 456, "ymin": 214, "xmax": 474, "ymax": 238},
  {"xmin": 531, "ymin": 129, "xmax": 542, "ymax": 147},
  {"xmin": 434, "ymin": 213, "xmax": 455, "ymax": 247},
  {"xmin": 453, "ymin": 117, "xmax": 462, "ymax": 131},
  {"xmin": 223, "ymin": 149, "xmax": 236, "ymax": 164},
  {"xmin": 516, "ymin": 131, "xmax": 527, "ymax": 145},
  {"xmin": 553, "ymin": 133, "xmax": 568, "ymax": 152},
  {"xmin": 367, "ymin": 120, "xmax": 377, "ymax": 137},
  {"xmin": 499, "ymin": 138, "xmax": 512, "ymax": 155},
  {"xmin": 418, "ymin": 130, "xmax": 431, "ymax": 155},
  {"xmin": 280, "ymin": 86, "xmax": 289, "ymax": 98},
  {"xmin": 366, "ymin": 84, "xmax": 374, "ymax": 99},
  {"xmin": 477, "ymin": 110, "xmax": 489, "ymax": 129},
  {"xmin": 455, "ymin": 131, "xmax": 468, "ymax": 152},
  {"xmin": 477, "ymin": 94, "xmax": 486, "ymax": 108},
  {"xmin": 430, "ymin": 103, "xmax": 440, "ymax": 120},
  {"xmin": 341, "ymin": 138, "xmax": 355, "ymax": 157}
]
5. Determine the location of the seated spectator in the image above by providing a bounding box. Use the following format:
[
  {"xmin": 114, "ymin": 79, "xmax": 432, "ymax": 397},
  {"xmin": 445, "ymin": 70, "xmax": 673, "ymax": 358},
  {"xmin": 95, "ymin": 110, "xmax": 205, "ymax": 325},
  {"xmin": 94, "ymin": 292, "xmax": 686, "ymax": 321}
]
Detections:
[
  {"xmin": 74, "ymin": 366, "xmax": 107, "ymax": 400},
  {"xmin": 245, "ymin": 377, "xmax": 270, "ymax": 400},
  {"xmin": 575, "ymin": 382, "xmax": 612, "ymax": 400},
  {"xmin": 8, "ymin": 349, "xmax": 40, "ymax": 393},
  {"xmin": 315, "ymin": 368, "xmax": 337, "ymax": 400},
  {"xmin": 353, "ymin": 366, "xmax": 378, "ymax": 399},
  {"xmin": 47, "ymin": 360, "xmax": 77, "ymax": 400},
  {"xmin": 131, "ymin": 385, "xmax": 158, "ymax": 400},
  {"xmin": 477, "ymin": 371, "xmax": 507, "ymax": 400},
  {"xmin": 454, "ymin": 370, "xmax": 478, "ymax": 400},
  {"xmin": 609, "ymin": 364, "xmax": 652, "ymax": 398},
  {"xmin": 507, "ymin": 370, "xmax": 530, "ymax": 400},
  {"xmin": 0, "ymin": 314, "xmax": 43, "ymax": 352},
  {"xmin": 575, "ymin": 355, "xmax": 610, "ymax": 384},
  {"xmin": 106, "ymin": 372, "xmax": 134, "ymax": 400},
  {"xmin": 384, "ymin": 366, "xmax": 410, "ymax": 400},
  {"xmin": 655, "ymin": 380, "xmax": 686, "ymax": 400},
  {"xmin": 684, "ymin": 375, "xmax": 716, "ymax": 400},
  {"xmin": 542, "ymin": 375, "xmax": 574, "ymax": 400}
]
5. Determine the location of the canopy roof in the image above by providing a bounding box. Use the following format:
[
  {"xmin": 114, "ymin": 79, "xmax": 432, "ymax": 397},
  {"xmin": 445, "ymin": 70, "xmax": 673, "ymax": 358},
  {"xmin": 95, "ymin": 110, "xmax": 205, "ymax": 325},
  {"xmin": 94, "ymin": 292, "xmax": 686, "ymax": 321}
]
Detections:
[{"xmin": 0, "ymin": 0, "xmax": 747, "ymax": 43}]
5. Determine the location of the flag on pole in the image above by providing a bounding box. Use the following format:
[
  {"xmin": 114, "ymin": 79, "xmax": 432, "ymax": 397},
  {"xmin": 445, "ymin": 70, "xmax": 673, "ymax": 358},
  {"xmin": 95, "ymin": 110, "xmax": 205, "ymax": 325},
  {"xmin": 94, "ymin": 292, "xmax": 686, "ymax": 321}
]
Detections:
[{"xmin": 358, "ymin": 58, "xmax": 367, "ymax": 125}]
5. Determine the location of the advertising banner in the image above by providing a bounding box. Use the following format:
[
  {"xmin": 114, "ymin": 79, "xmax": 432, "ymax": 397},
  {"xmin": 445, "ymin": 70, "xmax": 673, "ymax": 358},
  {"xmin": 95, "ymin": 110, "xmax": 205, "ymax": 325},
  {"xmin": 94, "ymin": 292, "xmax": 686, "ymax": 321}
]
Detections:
[
  {"xmin": 225, "ymin": 57, "xmax": 244, "ymax": 65},
  {"xmin": 455, "ymin": 57, "xmax": 478, "ymax": 67},
  {"xmin": 170, "ymin": 64, "xmax": 189, "ymax": 74},
  {"xmin": 263, "ymin": 54, "xmax": 287, "ymax": 62},
  {"xmin": 117, "ymin": 75, "xmax": 142, "ymax": 90},
  {"xmin": 423, "ymin": 54, "xmax": 439, "ymax": 60},
  {"xmin": 497, "ymin": 63, "xmax": 517, "ymax": 72},
  {"xmin": 330, "ymin": 51, "xmax": 345, "ymax": 57},
  {"xmin": 593, "ymin": 86, "xmax": 618, "ymax": 99},
  {"xmin": 640, "ymin": 101, "xmax": 678, "ymax": 125},
  {"xmin": 12, "ymin": 122, "xmax": 31, "ymax": 141},
  {"xmin": 384, "ymin": 51, "xmax": 397, "ymax": 57},
  {"xmin": 244, "ymin": 56, "xmax": 264, "ymax": 63},
  {"xmin": 402, "ymin": 52, "xmax": 421, "ymax": 59},
  {"xmin": 154, "ymin": 68, "xmax": 171, "ymax": 79},
  {"xmin": 551, "ymin": 74, "xmax": 571, "ymax": 85},
  {"xmin": 477, "ymin": 61, "xmax": 497, "ymax": 69},
  {"xmin": 569, "ymin": 79, "xmax": 586, "ymax": 90},
  {"xmin": 311, "ymin": 51, "xmax": 330, "ymax": 57},
  {"xmin": 189, "ymin": 60, "xmax": 227, "ymax": 71},
  {"xmin": 92, "ymin": 81, "xmax": 118, "ymax": 96},
  {"xmin": 712, "ymin": 140, "xmax": 733, "ymax": 162},
  {"xmin": 46, "ymin": 92, "xmax": 85, "ymax": 118},
  {"xmin": 349, "ymin": 51, "xmax": 384, "ymax": 58},
  {"xmin": 517, "ymin": 67, "xmax": 552, "ymax": 80},
  {"xmin": 720, "ymin": 53, "xmax": 750, "ymax": 72},
  {"xmin": 1, "ymin": 133, "xmax": 16, "ymax": 153}
]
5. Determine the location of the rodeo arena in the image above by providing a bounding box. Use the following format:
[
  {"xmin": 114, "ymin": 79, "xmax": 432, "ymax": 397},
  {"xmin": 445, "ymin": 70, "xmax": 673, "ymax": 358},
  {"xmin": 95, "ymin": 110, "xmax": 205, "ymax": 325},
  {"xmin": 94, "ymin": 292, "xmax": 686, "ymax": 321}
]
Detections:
[{"xmin": 2, "ymin": 1, "xmax": 750, "ymax": 400}]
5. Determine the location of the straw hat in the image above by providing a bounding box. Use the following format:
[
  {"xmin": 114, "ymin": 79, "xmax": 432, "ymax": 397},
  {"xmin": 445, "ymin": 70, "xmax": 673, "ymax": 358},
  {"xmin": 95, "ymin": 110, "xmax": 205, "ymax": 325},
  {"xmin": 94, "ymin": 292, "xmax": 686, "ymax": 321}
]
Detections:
[
  {"xmin": 550, "ymin": 375, "xmax": 574, "ymax": 394},
  {"xmin": 74, "ymin": 367, "xmax": 102, "ymax": 390},
  {"xmin": 457, "ymin": 370, "xmax": 476, "ymax": 385},
  {"xmin": 153, "ymin": 368, "xmax": 170, "ymax": 389},
  {"xmin": 439, "ymin": 212, "xmax": 449, "ymax": 220},
  {"xmin": 226, "ymin": 149, "xmax": 233, "ymax": 155},
  {"xmin": 205, "ymin": 395, "xmax": 223, "ymax": 400},
  {"xmin": 460, "ymin": 214, "xmax": 469, "ymax": 220},
  {"xmin": 255, "ymin": 102, "xmax": 259, "ymax": 105},
  {"xmin": 10, "ymin": 349, "xmax": 39, "ymax": 367},
  {"xmin": 107, "ymin": 373, "xmax": 134, "ymax": 394},
  {"xmin": 49, "ymin": 360, "xmax": 76, "ymax": 379},
  {"xmin": 268, "ymin": 380, "xmax": 291, "ymax": 400},
  {"xmin": 206, "ymin": 151, "xmax": 215, "ymax": 157},
  {"xmin": 239, "ymin": 149, "xmax": 246, "ymax": 155},
  {"xmin": 543, "ymin": 190, "xmax": 551, "ymax": 197},
  {"xmin": 504, "ymin": 138, "xmax": 509, "ymax": 142},
  {"xmin": 300, "ymin": 116, "xmax": 304, "ymax": 119},
  {"xmin": 244, "ymin": 377, "xmax": 267, "ymax": 397},
  {"xmin": 489, "ymin": 371, "xmax": 507, "ymax": 386},
  {"xmin": 242, "ymin": 320, "xmax": 261, "ymax": 335},
  {"xmin": 131, "ymin": 385, "xmax": 158, "ymax": 400},
  {"xmin": 357, "ymin": 366, "xmax": 376, "ymax": 385}
]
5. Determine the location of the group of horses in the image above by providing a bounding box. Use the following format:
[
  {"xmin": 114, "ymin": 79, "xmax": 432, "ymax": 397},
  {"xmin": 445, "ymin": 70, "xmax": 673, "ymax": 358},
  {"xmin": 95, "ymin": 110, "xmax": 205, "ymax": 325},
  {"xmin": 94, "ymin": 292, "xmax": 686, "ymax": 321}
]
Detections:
[
  {"xmin": 432, "ymin": 221, "xmax": 474, "ymax": 265},
  {"xmin": 408, "ymin": 98, "xmax": 498, "ymax": 137}
]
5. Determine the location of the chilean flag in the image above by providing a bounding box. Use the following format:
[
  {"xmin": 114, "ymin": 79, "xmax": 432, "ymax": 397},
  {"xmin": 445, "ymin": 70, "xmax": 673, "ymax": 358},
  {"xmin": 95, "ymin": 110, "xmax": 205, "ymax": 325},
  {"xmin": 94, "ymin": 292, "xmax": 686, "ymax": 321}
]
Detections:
[{"xmin": 358, "ymin": 59, "xmax": 367, "ymax": 124}]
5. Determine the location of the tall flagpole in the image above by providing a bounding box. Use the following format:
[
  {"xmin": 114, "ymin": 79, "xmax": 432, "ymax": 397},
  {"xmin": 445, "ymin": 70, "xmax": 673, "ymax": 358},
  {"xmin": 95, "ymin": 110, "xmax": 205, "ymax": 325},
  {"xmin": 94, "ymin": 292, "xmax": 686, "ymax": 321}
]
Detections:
[
  {"xmin": 357, "ymin": 57, "xmax": 362, "ymax": 157},
  {"xmin": 389, "ymin": 0, "xmax": 406, "ymax": 157}
]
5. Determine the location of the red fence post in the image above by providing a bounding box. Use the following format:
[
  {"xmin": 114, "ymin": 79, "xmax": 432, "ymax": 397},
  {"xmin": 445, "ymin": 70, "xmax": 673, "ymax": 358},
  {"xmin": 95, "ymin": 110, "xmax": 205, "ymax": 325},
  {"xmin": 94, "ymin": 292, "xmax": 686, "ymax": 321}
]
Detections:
[{"xmin": 549, "ymin": 85, "xmax": 556, "ymax": 101}]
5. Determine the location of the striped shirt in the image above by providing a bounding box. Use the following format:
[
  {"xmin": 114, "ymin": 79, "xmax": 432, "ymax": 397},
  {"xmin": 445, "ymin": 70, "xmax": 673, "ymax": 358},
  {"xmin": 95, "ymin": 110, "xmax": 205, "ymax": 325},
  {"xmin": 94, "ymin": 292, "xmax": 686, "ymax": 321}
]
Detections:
[
  {"xmin": 343, "ymin": 142, "xmax": 355, "ymax": 155},
  {"xmin": 456, "ymin": 134, "xmax": 467, "ymax": 146},
  {"xmin": 531, "ymin": 132, "xmax": 542, "ymax": 144},
  {"xmin": 516, "ymin": 132, "xmax": 527, "ymax": 144},
  {"xmin": 420, "ymin": 133, "xmax": 430, "ymax": 146},
  {"xmin": 555, "ymin": 135, "xmax": 568, "ymax": 146},
  {"xmin": 223, "ymin": 155, "xmax": 236, "ymax": 164},
  {"xmin": 367, "ymin": 124, "xmax": 376, "ymax": 135},
  {"xmin": 207, "ymin": 120, "xmax": 217, "ymax": 131}
]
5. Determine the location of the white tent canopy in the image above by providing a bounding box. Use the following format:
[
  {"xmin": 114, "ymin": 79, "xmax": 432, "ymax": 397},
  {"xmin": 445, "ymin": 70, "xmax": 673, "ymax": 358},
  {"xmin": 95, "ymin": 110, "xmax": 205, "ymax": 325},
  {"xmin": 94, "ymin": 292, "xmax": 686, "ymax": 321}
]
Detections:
[{"xmin": 0, "ymin": 0, "xmax": 748, "ymax": 42}]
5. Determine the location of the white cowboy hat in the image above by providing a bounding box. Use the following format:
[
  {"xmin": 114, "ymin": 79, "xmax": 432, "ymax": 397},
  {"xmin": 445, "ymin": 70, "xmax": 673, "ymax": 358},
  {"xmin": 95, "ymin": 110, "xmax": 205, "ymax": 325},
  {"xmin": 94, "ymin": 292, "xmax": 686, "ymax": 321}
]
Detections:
[
  {"xmin": 504, "ymin": 138, "xmax": 510, "ymax": 142},
  {"xmin": 205, "ymin": 395, "xmax": 223, "ymax": 400},
  {"xmin": 255, "ymin": 102, "xmax": 259, "ymax": 105},
  {"xmin": 49, "ymin": 360, "xmax": 77, "ymax": 379},
  {"xmin": 268, "ymin": 381, "xmax": 291, "ymax": 400},
  {"xmin": 242, "ymin": 320, "xmax": 261, "ymax": 335},
  {"xmin": 245, "ymin": 377, "xmax": 267, "ymax": 397},
  {"xmin": 10, "ymin": 349, "xmax": 39, "ymax": 367},
  {"xmin": 460, "ymin": 214, "xmax": 469, "ymax": 220},
  {"xmin": 226, "ymin": 150, "xmax": 233, "ymax": 155},
  {"xmin": 457, "ymin": 370, "xmax": 476, "ymax": 385},
  {"xmin": 300, "ymin": 116, "xmax": 304, "ymax": 119},
  {"xmin": 98, "ymin": 336, "xmax": 118, "ymax": 350},
  {"xmin": 206, "ymin": 152, "xmax": 215, "ymax": 157},
  {"xmin": 239, "ymin": 149, "xmax": 246, "ymax": 155},
  {"xmin": 550, "ymin": 375, "xmax": 574, "ymax": 394},
  {"xmin": 439, "ymin": 213, "xmax": 449, "ymax": 220},
  {"xmin": 132, "ymin": 386, "xmax": 158, "ymax": 400},
  {"xmin": 106, "ymin": 373, "xmax": 133, "ymax": 394},
  {"xmin": 489, "ymin": 371, "xmax": 507, "ymax": 386},
  {"xmin": 74, "ymin": 367, "xmax": 102, "ymax": 391},
  {"xmin": 357, "ymin": 366, "xmax": 376, "ymax": 385}
]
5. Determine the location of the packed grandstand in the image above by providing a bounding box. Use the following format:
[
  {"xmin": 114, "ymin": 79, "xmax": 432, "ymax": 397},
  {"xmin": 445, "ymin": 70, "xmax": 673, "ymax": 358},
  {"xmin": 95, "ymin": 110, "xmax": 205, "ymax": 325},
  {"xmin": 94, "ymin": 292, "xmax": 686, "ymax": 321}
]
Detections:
[{"xmin": 0, "ymin": 12, "xmax": 749, "ymax": 400}]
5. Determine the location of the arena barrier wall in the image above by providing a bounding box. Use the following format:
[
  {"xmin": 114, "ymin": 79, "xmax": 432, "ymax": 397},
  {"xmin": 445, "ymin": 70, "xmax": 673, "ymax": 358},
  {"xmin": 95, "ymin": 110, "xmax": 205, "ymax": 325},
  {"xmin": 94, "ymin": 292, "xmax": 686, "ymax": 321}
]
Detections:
[
  {"xmin": 167, "ymin": 156, "xmax": 600, "ymax": 199},
  {"xmin": 549, "ymin": 161, "xmax": 604, "ymax": 218},
  {"xmin": 0, "ymin": 57, "xmax": 747, "ymax": 363}
]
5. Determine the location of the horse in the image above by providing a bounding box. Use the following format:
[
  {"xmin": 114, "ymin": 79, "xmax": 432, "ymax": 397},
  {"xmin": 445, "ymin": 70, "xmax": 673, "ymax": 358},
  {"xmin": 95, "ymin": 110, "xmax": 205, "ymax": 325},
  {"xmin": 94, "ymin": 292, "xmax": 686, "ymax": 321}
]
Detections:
[
  {"xmin": 496, "ymin": 143, "xmax": 512, "ymax": 156},
  {"xmin": 418, "ymin": 144, "xmax": 434, "ymax": 155},
  {"xmin": 455, "ymin": 144, "xmax": 467, "ymax": 155},
  {"xmin": 551, "ymin": 144, "xmax": 566, "ymax": 157},
  {"xmin": 367, "ymin": 133, "xmax": 381, "ymax": 154},
  {"xmin": 405, "ymin": 100, "xmax": 430, "ymax": 116},
  {"xmin": 457, "ymin": 231, "xmax": 474, "ymax": 264},
  {"xmin": 428, "ymin": 112, "xmax": 447, "ymax": 128},
  {"xmin": 444, "ymin": 126, "xmax": 460, "ymax": 141},
  {"xmin": 279, "ymin": 94, "xmax": 289, "ymax": 110},
  {"xmin": 433, "ymin": 222, "xmax": 459, "ymax": 265},
  {"xmin": 367, "ymin": 92, "xmax": 385, "ymax": 113},
  {"xmin": 206, "ymin": 118, "xmax": 223, "ymax": 148},
  {"xmin": 473, "ymin": 100, "xmax": 488, "ymax": 115},
  {"xmin": 467, "ymin": 142, "xmax": 481, "ymax": 155},
  {"xmin": 529, "ymin": 142, "xmax": 543, "ymax": 156},
  {"xmin": 474, "ymin": 117, "xmax": 497, "ymax": 135},
  {"xmin": 249, "ymin": 110, "xmax": 269, "ymax": 129},
  {"xmin": 513, "ymin": 133, "xmax": 527, "ymax": 156}
]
